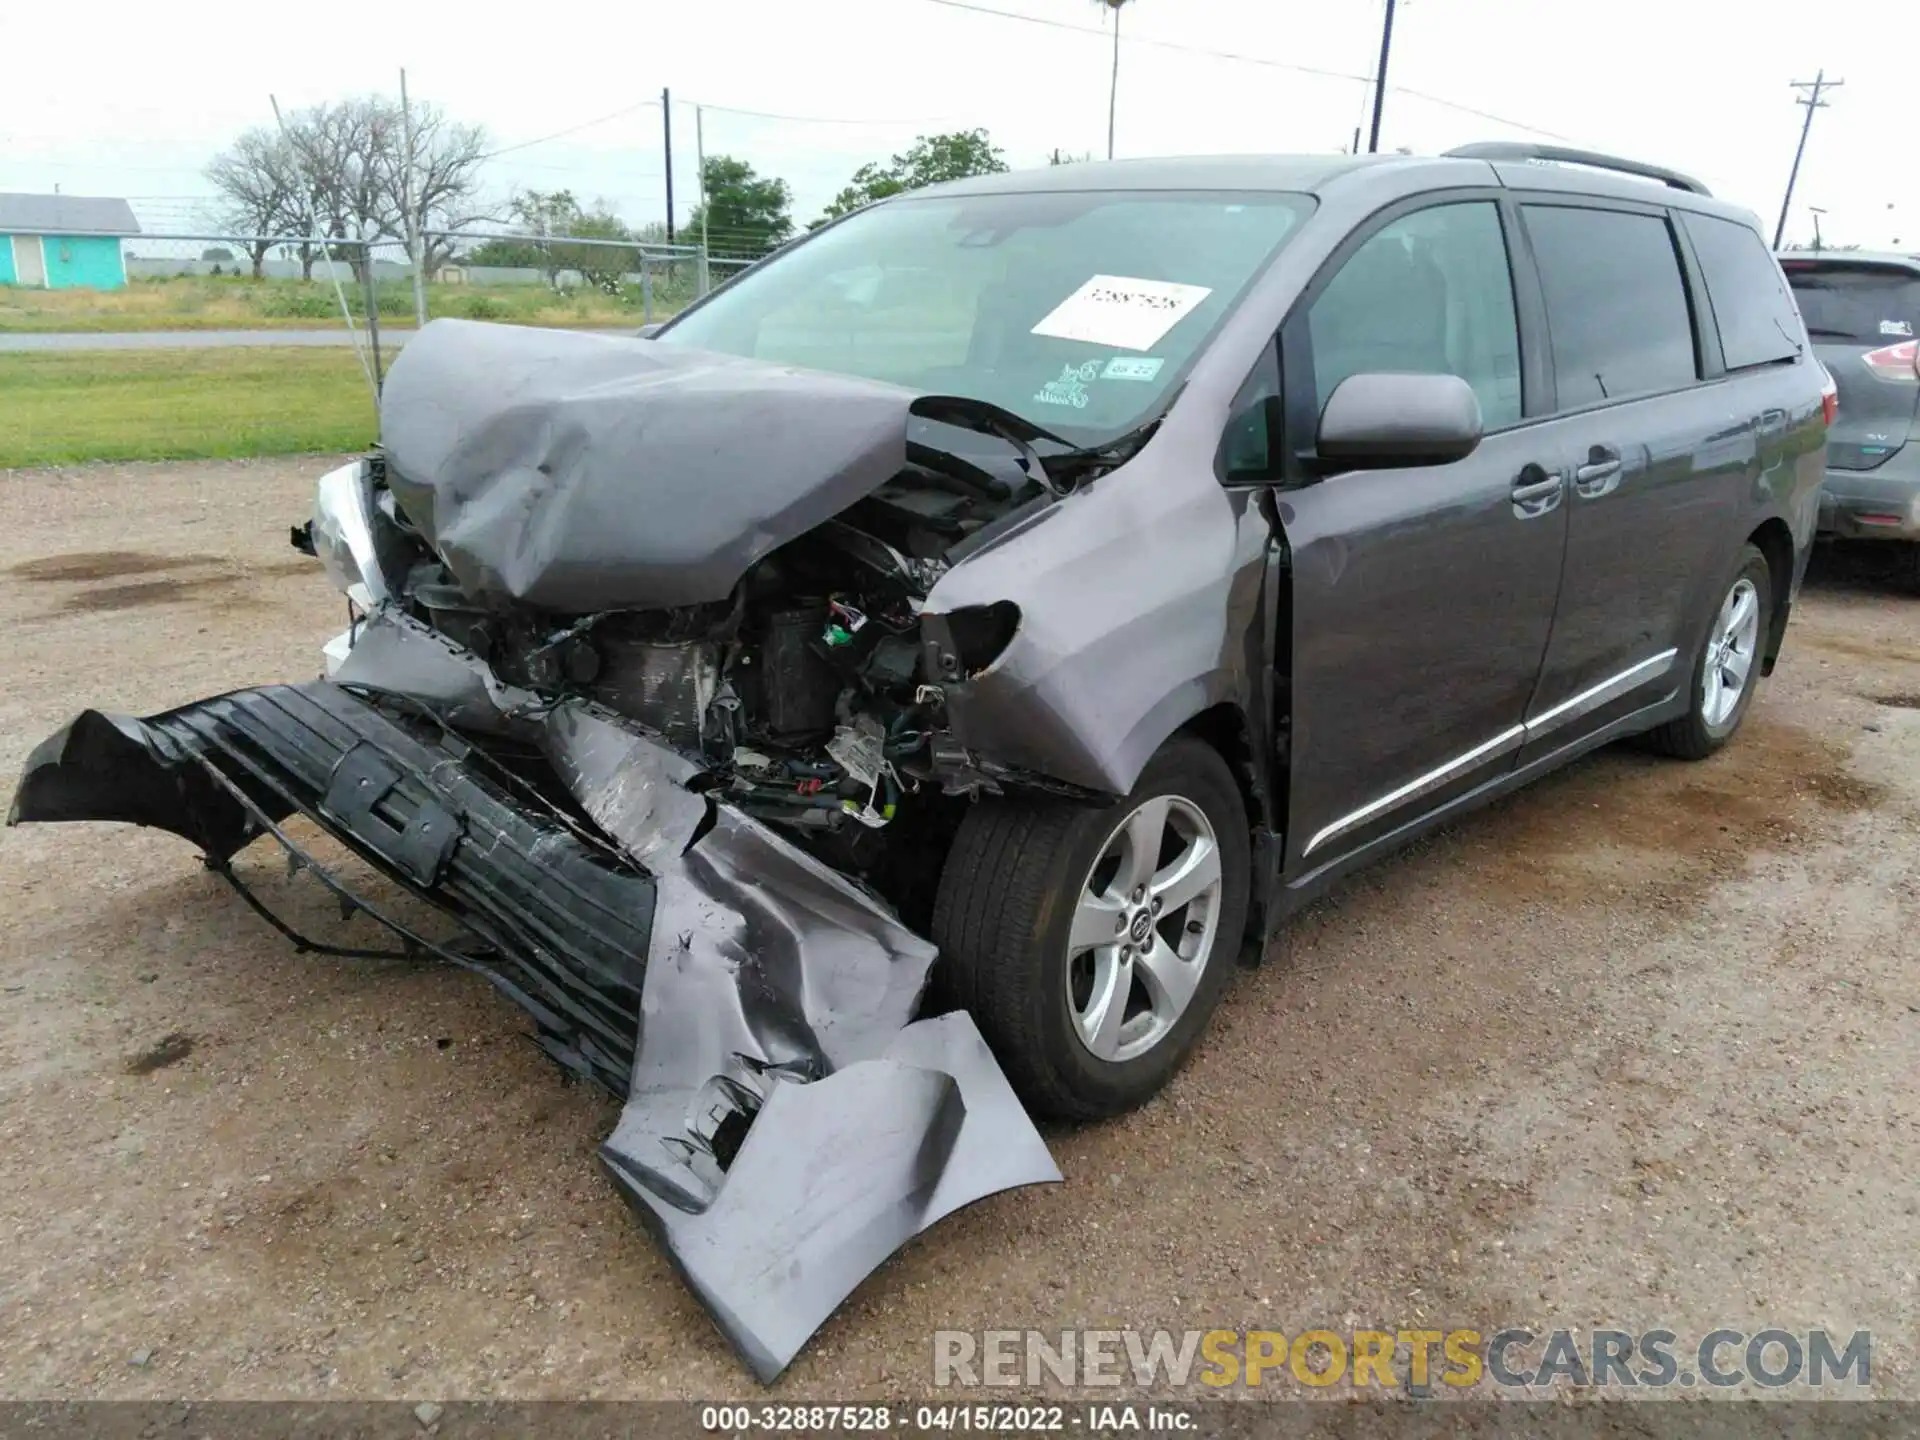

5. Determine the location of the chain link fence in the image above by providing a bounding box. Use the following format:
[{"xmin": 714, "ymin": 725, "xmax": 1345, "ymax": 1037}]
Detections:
[
  {"xmin": 80, "ymin": 229, "xmax": 716, "ymax": 333},
  {"xmin": 0, "ymin": 227, "xmax": 782, "ymax": 464}
]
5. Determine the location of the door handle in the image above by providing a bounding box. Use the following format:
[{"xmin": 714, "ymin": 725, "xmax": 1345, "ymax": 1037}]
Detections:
[
  {"xmin": 1511, "ymin": 463, "xmax": 1564, "ymax": 519},
  {"xmin": 1573, "ymin": 444, "xmax": 1623, "ymax": 498}
]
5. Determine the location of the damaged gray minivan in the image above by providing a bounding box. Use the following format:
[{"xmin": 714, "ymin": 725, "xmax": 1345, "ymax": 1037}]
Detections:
[{"xmin": 10, "ymin": 144, "xmax": 1830, "ymax": 1381}]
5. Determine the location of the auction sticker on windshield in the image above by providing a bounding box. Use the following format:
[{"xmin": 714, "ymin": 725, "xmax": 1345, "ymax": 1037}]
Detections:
[
  {"xmin": 1102, "ymin": 356, "xmax": 1165, "ymax": 382},
  {"xmin": 1031, "ymin": 275, "xmax": 1213, "ymax": 352}
]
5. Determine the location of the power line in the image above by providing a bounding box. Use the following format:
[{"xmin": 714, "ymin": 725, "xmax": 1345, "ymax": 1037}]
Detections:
[
  {"xmin": 920, "ymin": 0, "xmax": 1366, "ymax": 81},
  {"xmin": 914, "ymin": 0, "xmax": 1569, "ymax": 139},
  {"xmin": 1389, "ymin": 87, "xmax": 1571, "ymax": 141},
  {"xmin": 498, "ymin": 162, "xmax": 666, "ymax": 177},
  {"xmin": 480, "ymin": 100, "xmax": 660, "ymax": 161},
  {"xmin": 687, "ymin": 98, "xmax": 963, "ymax": 128}
]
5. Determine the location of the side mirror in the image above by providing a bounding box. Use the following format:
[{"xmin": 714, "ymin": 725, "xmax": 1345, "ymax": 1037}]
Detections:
[
  {"xmin": 1317, "ymin": 372, "xmax": 1483, "ymax": 468},
  {"xmin": 636, "ymin": 322, "xmax": 666, "ymax": 339}
]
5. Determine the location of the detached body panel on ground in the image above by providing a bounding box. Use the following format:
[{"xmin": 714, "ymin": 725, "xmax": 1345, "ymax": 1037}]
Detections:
[{"xmin": 10, "ymin": 624, "xmax": 1060, "ymax": 1385}]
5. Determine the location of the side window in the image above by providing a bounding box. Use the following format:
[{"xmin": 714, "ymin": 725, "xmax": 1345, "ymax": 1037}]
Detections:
[
  {"xmin": 1523, "ymin": 205, "xmax": 1699, "ymax": 408},
  {"xmin": 1221, "ymin": 350, "xmax": 1280, "ymax": 479},
  {"xmin": 1680, "ymin": 212, "xmax": 1803, "ymax": 369},
  {"xmin": 1306, "ymin": 201, "xmax": 1522, "ymax": 430}
]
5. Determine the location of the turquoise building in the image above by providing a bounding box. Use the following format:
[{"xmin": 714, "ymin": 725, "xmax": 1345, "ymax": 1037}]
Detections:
[{"xmin": 0, "ymin": 194, "xmax": 141, "ymax": 289}]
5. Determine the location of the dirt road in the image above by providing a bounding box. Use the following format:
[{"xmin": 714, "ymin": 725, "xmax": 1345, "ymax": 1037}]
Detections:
[{"xmin": 0, "ymin": 458, "xmax": 1914, "ymax": 1402}]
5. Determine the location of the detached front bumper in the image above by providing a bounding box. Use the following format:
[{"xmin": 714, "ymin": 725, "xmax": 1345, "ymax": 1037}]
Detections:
[
  {"xmin": 8, "ymin": 637, "xmax": 1059, "ymax": 1383},
  {"xmin": 12, "ymin": 682, "xmax": 658, "ymax": 1091}
]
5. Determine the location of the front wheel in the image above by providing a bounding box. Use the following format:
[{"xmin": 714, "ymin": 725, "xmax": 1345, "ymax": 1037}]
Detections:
[
  {"xmin": 1642, "ymin": 543, "xmax": 1773, "ymax": 760},
  {"xmin": 929, "ymin": 736, "xmax": 1250, "ymax": 1122}
]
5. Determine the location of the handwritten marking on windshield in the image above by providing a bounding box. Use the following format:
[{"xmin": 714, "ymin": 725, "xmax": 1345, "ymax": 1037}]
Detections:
[{"xmin": 1031, "ymin": 275, "xmax": 1213, "ymax": 352}]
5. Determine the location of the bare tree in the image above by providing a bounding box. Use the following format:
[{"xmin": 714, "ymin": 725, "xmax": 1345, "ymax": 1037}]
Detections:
[
  {"xmin": 205, "ymin": 129, "xmax": 313, "ymax": 277},
  {"xmin": 386, "ymin": 101, "xmax": 494, "ymax": 274},
  {"xmin": 285, "ymin": 97, "xmax": 404, "ymax": 279},
  {"xmin": 210, "ymin": 95, "xmax": 497, "ymax": 283}
]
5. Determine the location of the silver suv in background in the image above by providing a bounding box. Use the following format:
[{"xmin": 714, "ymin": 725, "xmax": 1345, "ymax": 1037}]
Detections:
[{"xmin": 1778, "ymin": 251, "xmax": 1920, "ymax": 587}]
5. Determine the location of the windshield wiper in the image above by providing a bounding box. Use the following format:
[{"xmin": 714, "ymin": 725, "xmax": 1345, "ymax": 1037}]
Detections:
[
  {"xmin": 909, "ymin": 393, "xmax": 1167, "ymax": 497},
  {"xmin": 1033, "ymin": 413, "xmax": 1168, "ymax": 489},
  {"xmin": 911, "ymin": 395, "xmax": 1071, "ymax": 497}
]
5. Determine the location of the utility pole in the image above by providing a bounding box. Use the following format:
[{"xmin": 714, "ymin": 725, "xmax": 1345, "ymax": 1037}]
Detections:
[
  {"xmin": 695, "ymin": 103, "xmax": 710, "ymax": 295},
  {"xmin": 1809, "ymin": 206, "xmax": 1827, "ymax": 252},
  {"xmin": 1773, "ymin": 70, "xmax": 1842, "ymax": 249},
  {"xmin": 400, "ymin": 69, "xmax": 428, "ymax": 328},
  {"xmin": 1365, "ymin": 0, "xmax": 1397, "ymax": 153},
  {"xmin": 662, "ymin": 88, "xmax": 675, "ymax": 247},
  {"xmin": 1106, "ymin": 2, "xmax": 1122, "ymax": 160}
]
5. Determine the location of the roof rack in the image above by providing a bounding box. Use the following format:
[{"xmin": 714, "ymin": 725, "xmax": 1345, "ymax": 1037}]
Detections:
[{"xmin": 1443, "ymin": 142, "xmax": 1711, "ymax": 197}]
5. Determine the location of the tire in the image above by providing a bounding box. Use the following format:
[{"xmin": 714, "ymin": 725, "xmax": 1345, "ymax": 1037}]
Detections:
[
  {"xmin": 1642, "ymin": 543, "xmax": 1773, "ymax": 760},
  {"xmin": 929, "ymin": 736, "xmax": 1250, "ymax": 1122}
]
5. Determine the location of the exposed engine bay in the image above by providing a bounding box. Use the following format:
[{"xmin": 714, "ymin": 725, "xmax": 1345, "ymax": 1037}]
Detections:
[
  {"xmin": 373, "ymin": 455, "xmax": 1025, "ymax": 820},
  {"xmin": 309, "ymin": 441, "xmax": 1059, "ymax": 935}
]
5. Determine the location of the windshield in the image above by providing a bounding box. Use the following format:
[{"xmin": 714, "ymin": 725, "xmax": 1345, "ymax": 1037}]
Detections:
[
  {"xmin": 656, "ymin": 188, "xmax": 1314, "ymax": 441},
  {"xmin": 1780, "ymin": 263, "xmax": 1920, "ymax": 345}
]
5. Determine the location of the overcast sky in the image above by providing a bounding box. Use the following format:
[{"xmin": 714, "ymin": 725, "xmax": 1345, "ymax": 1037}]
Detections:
[{"xmin": 3, "ymin": 0, "xmax": 1913, "ymax": 249}]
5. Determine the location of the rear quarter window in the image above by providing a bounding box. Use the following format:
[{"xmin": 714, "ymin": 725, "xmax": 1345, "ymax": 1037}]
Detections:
[{"xmin": 1681, "ymin": 213, "xmax": 1805, "ymax": 369}]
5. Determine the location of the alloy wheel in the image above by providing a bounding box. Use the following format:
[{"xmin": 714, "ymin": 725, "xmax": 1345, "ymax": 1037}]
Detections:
[
  {"xmin": 1064, "ymin": 794, "xmax": 1224, "ymax": 1064},
  {"xmin": 1702, "ymin": 576, "xmax": 1761, "ymax": 729}
]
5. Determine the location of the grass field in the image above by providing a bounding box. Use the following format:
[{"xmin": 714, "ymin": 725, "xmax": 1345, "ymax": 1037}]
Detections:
[
  {"xmin": 0, "ymin": 349, "xmax": 379, "ymax": 468},
  {"xmin": 0, "ymin": 274, "xmax": 687, "ymax": 333}
]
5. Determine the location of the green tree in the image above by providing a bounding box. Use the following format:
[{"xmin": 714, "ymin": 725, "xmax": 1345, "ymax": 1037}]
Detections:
[
  {"xmin": 687, "ymin": 155, "xmax": 794, "ymax": 259},
  {"xmin": 816, "ymin": 129, "xmax": 1008, "ymax": 224},
  {"xmin": 506, "ymin": 189, "xmax": 635, "ymax": 292},
  {"xmin": 463, "ymin": 236, "xmax": 545, "ymax": 269}
]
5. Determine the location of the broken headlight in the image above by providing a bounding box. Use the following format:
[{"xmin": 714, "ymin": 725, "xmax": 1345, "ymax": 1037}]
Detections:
[{"xmin": 311, "ymin": 459, "xmax": 391, "ymax": 609}]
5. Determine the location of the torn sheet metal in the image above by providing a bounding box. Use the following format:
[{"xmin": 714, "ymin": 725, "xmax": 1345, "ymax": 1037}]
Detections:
[
  {"xmin": 377, "ymin": 319, "xmax": 924, "ymax": 612},
  {"xmin": 8, "ymin": 661, "xmax": 1060, "ymax": 1383},
  {"xmin": 603, "ymin": 1010, "xmax": 1059, "ymax": 1384}
]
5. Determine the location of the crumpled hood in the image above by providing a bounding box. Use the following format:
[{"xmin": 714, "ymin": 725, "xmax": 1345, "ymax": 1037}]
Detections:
[{"xmin": 378, "ymin": 318, "xmax": 921, "ymax": 612}]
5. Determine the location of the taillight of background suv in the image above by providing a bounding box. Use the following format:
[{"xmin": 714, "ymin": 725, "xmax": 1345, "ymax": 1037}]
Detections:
[{"xmin": 1862, "ymin": 338, "xmax": 1920, "ymax": 384}]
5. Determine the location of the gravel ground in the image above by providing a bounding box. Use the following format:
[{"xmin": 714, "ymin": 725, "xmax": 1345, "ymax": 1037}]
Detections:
[{"xmin": 0, "ymin": 457, "xmax": 1915, "ymax": 1403}]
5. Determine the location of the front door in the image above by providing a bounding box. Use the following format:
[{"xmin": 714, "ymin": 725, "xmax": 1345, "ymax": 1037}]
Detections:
[
  {"xmin": 12, "ymin": 236, "xmax": 46, "ymax": 288},
  {"xmin": 1273, "ymin": 198, "xmax": 1569, "ymax": 878}
]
